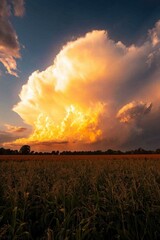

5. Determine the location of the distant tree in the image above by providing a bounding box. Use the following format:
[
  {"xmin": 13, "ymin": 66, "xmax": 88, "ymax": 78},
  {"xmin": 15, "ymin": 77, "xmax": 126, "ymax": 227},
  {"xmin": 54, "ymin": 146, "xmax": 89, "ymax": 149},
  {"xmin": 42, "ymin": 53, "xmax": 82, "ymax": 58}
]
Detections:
[
  {"xmin": 0, "ymin": 148, "xmax": 5, "ymax": 155},
  {"xmin": 52, "ymin": 151, "xmax": 59, "ymax": 155},
  {"xmin": 20, "ymin": 145, "xmax": 31, "ymax": 155},
  {"xmin": 156, "ymin": 149, "xmax": 160, "ymax": 154},
  {"xmin": 133, "ymin": 148, "xmax": 146, "ymax": 154},
  {"xmin": 106, "ymin": 149, "xmax": 115, "ymax": 155}
]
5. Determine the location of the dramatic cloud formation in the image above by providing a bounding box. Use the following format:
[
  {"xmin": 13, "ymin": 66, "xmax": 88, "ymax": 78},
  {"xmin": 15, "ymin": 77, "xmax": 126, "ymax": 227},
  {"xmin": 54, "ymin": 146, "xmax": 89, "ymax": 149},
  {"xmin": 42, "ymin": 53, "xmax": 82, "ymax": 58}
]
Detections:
[
  {"xmin": 8, "ymin": 20, "xmax": 160, "ymax": 150},
  {"xmin": 0, "ymin": 0, "xmax": 25, "ymax": 76}
]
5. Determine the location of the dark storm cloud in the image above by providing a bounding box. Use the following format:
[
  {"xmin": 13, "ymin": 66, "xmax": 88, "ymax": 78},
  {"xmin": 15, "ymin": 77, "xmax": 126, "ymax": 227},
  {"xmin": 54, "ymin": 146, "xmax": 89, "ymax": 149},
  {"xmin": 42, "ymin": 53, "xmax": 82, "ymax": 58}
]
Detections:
[
  {"xmin": 0, "ymin": 0, "xmax": 25, "ymax": 76},
  {"xmin": 119, "ymin": 110, "xmax": 160, "ymax": 150}
]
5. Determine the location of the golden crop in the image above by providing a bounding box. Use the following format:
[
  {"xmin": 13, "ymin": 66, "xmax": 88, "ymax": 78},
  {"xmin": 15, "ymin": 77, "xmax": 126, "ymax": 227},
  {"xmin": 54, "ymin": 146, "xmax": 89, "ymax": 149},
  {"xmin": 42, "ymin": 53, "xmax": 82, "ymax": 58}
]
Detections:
[{"xmin": 0, "ymin": 155, "xmax": 160, "ymax": 239}]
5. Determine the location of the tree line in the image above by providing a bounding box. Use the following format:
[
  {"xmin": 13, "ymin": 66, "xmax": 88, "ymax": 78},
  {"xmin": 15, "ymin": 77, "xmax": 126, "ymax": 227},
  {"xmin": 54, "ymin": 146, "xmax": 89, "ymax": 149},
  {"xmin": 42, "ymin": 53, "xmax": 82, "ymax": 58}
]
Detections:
[{"xmin": 0, "ymin": 145, "xmax": 160, "ymax": 155}]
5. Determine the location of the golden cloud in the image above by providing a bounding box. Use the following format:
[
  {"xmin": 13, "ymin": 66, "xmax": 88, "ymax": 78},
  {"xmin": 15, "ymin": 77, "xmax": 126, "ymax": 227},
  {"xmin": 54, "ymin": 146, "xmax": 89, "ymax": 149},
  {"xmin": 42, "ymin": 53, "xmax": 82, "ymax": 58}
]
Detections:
[{"xmin": 8, "ymin": 21, "xmax": 160, "ymax": 149}]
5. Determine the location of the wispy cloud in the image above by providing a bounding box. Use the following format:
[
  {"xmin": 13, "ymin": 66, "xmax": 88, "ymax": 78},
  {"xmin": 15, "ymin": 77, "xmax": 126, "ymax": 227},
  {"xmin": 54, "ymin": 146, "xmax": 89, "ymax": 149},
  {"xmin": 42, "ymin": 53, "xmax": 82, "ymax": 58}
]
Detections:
[
  {"xmin": 0, "ymin": 123, "xmax": 28, "ymax": 145},
  {"xmin": 0, "ymin": 131, "xmax": 17, "ymax": 143},
  {"xmin": 12, "ymin": 0, "xmax": 25, "ymax": 17},
  {"xmin": 0, "ymin": 0, "xmax": 25, "ymax": 76},
  {"xmin": 4, "ymin": 124, "xmax": 27, "ymax": 133}
]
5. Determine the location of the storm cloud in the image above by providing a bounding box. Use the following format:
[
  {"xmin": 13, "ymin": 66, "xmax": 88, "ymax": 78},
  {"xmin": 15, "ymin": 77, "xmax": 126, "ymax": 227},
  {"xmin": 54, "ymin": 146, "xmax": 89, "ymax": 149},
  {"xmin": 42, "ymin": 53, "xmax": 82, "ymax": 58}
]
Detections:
[{"xmin": 7, "ymin": 20, "xmax": 160, "ymax": 150}]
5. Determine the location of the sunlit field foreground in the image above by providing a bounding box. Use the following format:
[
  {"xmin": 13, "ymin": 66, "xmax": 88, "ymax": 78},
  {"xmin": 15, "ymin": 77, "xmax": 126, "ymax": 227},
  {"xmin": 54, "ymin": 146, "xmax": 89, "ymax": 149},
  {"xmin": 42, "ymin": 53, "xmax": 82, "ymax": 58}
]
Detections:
[{"xmin": 0, "ymin": 155, "xmax": 160, "ymax": 239}]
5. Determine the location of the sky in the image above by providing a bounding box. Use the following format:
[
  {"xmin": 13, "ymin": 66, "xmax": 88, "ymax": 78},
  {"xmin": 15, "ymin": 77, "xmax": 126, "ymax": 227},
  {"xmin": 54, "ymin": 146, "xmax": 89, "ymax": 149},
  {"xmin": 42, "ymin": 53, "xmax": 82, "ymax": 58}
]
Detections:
[{"xmin": 1, "ymin": 0, "xmax": 160, "ymax": 151}]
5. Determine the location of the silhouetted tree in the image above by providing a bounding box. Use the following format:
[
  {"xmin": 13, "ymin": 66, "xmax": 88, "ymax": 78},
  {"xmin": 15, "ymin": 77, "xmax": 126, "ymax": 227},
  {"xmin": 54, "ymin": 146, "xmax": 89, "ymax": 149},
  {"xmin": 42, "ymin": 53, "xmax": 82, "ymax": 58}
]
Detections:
[
  {"xmin": 20, "ymin": 145, "xmax": 31, "ymax": 155},
  {"xmin": 156, "ymin": 149, "xmax": 160, "ymax": 154},
  {"xmin": 106, "ymin": 149, "xmax": 115, "ymax": 155},
  {"xmin": 0, "ymin": 148, "xmax": 5, "ymax": 155}
]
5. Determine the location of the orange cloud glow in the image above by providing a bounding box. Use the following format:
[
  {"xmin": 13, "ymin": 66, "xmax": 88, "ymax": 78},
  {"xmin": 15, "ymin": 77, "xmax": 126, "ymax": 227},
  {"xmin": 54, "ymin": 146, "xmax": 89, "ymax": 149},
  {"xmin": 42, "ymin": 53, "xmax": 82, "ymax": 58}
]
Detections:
[{"xmin": 6, "ymin": 21, "xmax": 160, "ymax": 150}]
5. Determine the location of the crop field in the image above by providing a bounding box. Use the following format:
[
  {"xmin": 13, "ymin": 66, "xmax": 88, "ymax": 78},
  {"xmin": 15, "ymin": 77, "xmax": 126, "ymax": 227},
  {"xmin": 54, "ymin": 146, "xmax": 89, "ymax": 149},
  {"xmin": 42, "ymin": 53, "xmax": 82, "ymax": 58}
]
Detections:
[{"xmin": 0, "ymin": 155, "xmax": 160, "ymax": 240}]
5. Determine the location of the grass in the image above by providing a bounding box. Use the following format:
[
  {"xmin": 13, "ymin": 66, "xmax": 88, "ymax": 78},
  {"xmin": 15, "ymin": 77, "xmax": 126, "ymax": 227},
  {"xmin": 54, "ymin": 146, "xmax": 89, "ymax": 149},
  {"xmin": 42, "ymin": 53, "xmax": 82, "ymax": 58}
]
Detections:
[{"xmin": 0, "ymin": 155, "xmax": 160, "ymax": 239}]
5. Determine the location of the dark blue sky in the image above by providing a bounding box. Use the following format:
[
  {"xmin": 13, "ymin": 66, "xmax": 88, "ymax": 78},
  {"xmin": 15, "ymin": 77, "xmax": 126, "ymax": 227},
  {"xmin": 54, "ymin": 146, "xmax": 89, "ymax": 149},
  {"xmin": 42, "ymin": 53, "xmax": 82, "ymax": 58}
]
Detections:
[{"xmin": 14, "ymin": 0, "xmax": 160, "ymax": 75}]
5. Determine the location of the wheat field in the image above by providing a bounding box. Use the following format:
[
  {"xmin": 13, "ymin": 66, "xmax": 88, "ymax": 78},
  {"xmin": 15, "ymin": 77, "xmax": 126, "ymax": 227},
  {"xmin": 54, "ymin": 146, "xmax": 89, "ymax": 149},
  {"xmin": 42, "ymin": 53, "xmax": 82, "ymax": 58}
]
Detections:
[{"xmin": 0, "ymin": 155, "xmax": 160, "ymax": 239}]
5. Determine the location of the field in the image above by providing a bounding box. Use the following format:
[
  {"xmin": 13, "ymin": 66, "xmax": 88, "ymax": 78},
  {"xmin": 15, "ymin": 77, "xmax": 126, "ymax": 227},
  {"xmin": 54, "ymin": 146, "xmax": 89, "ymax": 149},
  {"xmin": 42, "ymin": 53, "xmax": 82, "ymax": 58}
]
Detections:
[{"xmin": 0, "ymin": 155, "xmax": 160, "ymax": 240}]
